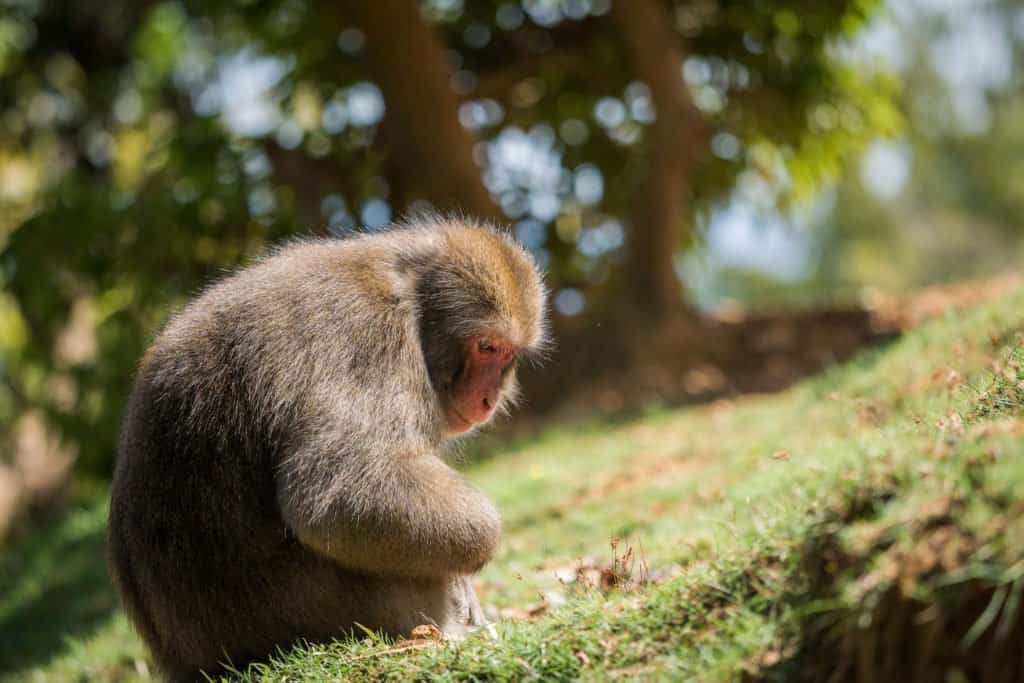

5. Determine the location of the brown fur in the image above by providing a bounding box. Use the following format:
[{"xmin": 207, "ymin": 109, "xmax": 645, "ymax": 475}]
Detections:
[{"xmin": 107, "ymin": 218, "xmax": 547, "ymax": 681}]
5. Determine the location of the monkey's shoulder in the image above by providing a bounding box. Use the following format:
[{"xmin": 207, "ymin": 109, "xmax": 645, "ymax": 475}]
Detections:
[{"xmin": 141, "ymin": 239, "xmax": 418, "ymax": 378}]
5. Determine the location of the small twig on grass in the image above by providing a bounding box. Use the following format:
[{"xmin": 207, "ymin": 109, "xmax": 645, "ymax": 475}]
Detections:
[{"xmin": 347, "ymin": 640, "xmax": 439, "ymax": 662}]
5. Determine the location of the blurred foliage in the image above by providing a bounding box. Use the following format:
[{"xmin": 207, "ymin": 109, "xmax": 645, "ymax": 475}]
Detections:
[
  {"xmin": 709, "ymin": 0, "xmax": 1024, "ymax": 309},
  {"xmin": 0, "ymin": 0, "xmax": 896, "ymax": 478},
  {"xmin": 819, "ymin": 57, "xmax": 1024, "ymax": 295}
]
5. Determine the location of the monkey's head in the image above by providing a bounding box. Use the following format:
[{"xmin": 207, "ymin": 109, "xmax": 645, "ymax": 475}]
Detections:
[{"xmin": 416, "ymin": 222, "xmax": 548, "ymax": 436}]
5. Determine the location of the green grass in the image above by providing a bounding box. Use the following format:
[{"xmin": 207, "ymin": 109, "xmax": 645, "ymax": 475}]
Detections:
[{"xmin": 3, "ymin": 289, "xmax": 1024, "ymax": 681}]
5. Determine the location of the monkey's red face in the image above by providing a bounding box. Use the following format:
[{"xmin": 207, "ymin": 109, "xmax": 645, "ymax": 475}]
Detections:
[{"xmin": 445, "ymin": 336, "xmax": 517, "ymax": 434}]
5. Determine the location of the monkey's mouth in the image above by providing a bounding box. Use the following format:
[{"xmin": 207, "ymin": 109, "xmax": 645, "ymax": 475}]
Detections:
[{"xmin": 447, "ymin": 403, "xmax": 475, "ymax": 432}]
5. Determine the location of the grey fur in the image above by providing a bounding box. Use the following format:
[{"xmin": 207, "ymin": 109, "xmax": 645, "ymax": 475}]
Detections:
[{"xmin": 108, "ymin": 219, "xmax": 547, "ymax": 681}]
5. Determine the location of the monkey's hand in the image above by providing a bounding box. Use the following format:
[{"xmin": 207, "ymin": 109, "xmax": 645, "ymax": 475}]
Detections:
[{"xmin": 278, "ymin": 449, "xmax": 501, "ymax": 578}]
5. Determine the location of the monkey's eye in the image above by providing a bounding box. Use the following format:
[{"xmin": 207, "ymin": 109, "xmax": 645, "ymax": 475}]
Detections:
[{"xmin": 477, "ymin": 340, "xmax": 497, "ymax": 354}]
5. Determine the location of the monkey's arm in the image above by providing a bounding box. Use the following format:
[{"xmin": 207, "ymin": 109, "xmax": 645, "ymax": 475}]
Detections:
[{"xmin": 277, "ymin": 449, "xmax": 501, "ymax": 578}]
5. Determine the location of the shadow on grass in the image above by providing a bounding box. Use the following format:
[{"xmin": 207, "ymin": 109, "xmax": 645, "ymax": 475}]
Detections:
[{"xmin": 0, "ymin": 500, "xmax": 118, "ymax": 675}]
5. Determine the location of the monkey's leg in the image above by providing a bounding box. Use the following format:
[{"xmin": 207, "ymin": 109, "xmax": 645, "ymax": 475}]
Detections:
[
  {"xmin": 447, "ymin": 574, "xmax": 488, "ymax": 629},
  {"xmin": 383, "ymin": 574, "xmax": 486, "ymax": 639},
  {"xmin": 463, "ymin": 576, "xmax": 488, "ymax": 627}
]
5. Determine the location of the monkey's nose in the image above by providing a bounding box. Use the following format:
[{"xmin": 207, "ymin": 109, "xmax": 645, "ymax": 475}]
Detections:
[{"xmin": 482, "ymin": 396, "xmax": 492, "ymax": 410}]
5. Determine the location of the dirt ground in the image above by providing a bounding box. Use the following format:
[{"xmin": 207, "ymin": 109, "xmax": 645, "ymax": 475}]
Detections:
[{"xmin": 519, "ymin": 272, "xmax": 1022, "ymax": 423}]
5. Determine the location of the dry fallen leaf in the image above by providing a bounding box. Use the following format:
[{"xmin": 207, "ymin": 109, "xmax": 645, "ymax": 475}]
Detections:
[
  {"xmin": 410, "ymin": 624, "xmax": 443, "ymax": 641},
  {"xmin": 771, "ymin": 450, "xmax": 789, "ymax": 461},
  {"xmin": 576, "ymin": 566, "xmax": 619, "ymax": 591},
  {"xmin": 349, "ymin": 639, "xmax": 438, "ymax": 662},
  {"xmin": 500, "ymin": 602, "xmax": 547, "ymax": 621},
  {"xmin": 527, "ymin": 601, "xmax": 549, "ymax": 618}
]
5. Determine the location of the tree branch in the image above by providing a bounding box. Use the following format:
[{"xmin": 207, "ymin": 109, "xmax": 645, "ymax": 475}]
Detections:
[
  {"xmin": 462, "ymin": 18, "xmax": 608, "ymax": 105},
  {"xmin": 469, "ymin": 49, "xmax": 585, "ymax": 102},
  {"xmin": 345, "ymin": 0, "xmax": 502, "ymax": 221},
  {"xmin": 262, "ymin": 142, "xmax": 361, "ymax": 235},
  {"xmin": 610, "ymin": 0, "xmax": 708, "ymax": 319}
]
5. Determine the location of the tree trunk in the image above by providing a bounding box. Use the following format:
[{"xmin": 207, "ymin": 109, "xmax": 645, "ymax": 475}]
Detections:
[
  {"xmin": 610, "ymin": 0, "xmax": 707, "ymax": 321},
  {"xmin": 346, "ymin": 1, "xmax": 502, "ymax": 222}
]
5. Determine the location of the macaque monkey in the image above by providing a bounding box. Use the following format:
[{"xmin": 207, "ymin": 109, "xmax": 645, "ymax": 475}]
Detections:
[{"xmin": 108, "ymin": 218, "xmax": 548, "ymax": 681}]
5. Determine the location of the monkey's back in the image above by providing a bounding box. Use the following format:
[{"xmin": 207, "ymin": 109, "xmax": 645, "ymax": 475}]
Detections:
[{"xmin": 107, "ymin": 237, "xmax": 433, "ymax": 678}]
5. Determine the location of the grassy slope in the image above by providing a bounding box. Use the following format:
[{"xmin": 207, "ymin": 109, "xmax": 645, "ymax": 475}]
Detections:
[{"xmin": 2, "ymin": 289, "xmax": 1023, "ymax": 682}]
